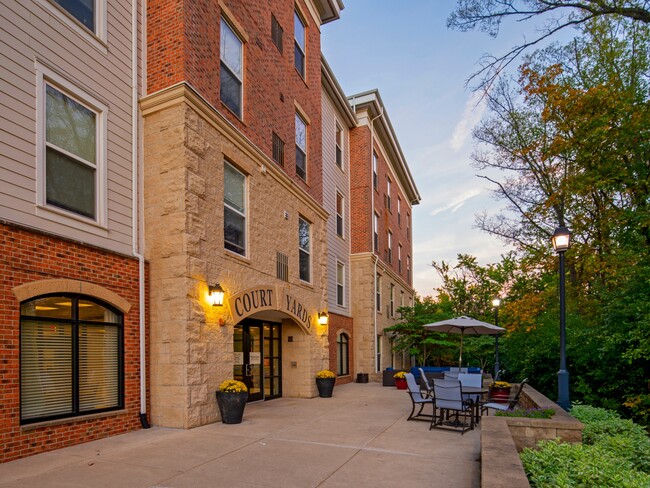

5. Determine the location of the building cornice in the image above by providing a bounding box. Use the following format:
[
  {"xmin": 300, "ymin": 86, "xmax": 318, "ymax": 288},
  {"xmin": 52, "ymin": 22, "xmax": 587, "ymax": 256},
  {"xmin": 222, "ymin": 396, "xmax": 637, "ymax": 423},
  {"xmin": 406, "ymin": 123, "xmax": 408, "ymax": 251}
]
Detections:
[
  {"xmin": 140, "ymin": 82, "xmax": 329, "ymax": 222},
  {"xmin": 321, "ymin": 55, "xmax": 357, "ymax": 128}
]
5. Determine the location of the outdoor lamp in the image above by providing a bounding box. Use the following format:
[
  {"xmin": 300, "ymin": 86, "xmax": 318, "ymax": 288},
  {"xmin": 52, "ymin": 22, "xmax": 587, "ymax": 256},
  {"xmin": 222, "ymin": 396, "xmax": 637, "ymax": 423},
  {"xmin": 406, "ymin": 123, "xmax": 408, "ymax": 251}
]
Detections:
[
  {"xmin": 318, "ymin": 311, "xmax": 329, "ymax": 326},
  {"xmin": 551, "ymin": 226, "xmax": 571, "ymax": 252},
  {"xmin": 492, "ymin": 298, "xmax": 501, "ymax": 379},
  {"xmin": 552, "ymin": 225, "xmax": 571, "ymax": 411},
  {"xmin": 208, "ymin": 283, "xmax": 225, "ymax": 307}
]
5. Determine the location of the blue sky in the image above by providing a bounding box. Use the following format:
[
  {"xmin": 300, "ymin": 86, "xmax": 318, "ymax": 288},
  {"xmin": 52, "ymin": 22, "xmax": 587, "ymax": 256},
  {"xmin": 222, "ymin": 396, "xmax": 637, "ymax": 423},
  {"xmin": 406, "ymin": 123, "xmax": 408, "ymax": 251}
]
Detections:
[{"xmin": 321, "ymin": 1, "xmax": 562, "ymax": 296}]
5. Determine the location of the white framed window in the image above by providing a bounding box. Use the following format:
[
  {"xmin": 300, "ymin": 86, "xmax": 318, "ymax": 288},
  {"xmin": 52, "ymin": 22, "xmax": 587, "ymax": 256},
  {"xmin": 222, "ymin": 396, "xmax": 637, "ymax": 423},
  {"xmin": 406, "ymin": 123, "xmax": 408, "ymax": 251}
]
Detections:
[
  {"xmin": 390, "ymin": 283, "xmax": 395, "ymax": 317},
  {"xmin": 373, "ymin": 151, "xmax": 378, "ymax": 190},
  {"xmin": 374, "ymin": 212, "xmax": 379, "ymax": 252},
  {"xmin": 398, "ymin": 243, "xmax": 403, "ymax": 274},
  {"xmin": 43, "ymin": 0, "xmax": 107, "ymax": 43},
  {"xmin": 407, "ymin": 255, "xmax": 411, "ymax": 283},
  {"xmin": 387, "ymin": 231, "xmax": 393, "ymax": 264},
  {"xmin": 37, "ymin": 65, "xmax": 107, "ymax": 226},
  {"xmin": 335, "ymin": 123, "xmax": 343, "ymax": 169},
  {"xmin": 295, "ymin": 112, "xmax": 307, "ymax": 181},
  {"xmin": 376, "ymin": 273, "xmax": 381, "ymax": 312},
  {"xmin": 224, "ymin": 161, "xmax": 247, "ymax": 256},
  {"xmin": 294, "ymin": 10, "xmax": 306, "ymax": 78},
  {"xmin": 337, "ymin": 333, "xmax": 349, "ymax": 376},
  {"xmin": 398, "ymin": 197, "xmax": 401, "ymax": 226},
  {"xmin": 336, "ymin": 261, "xmax": 345, "ymax": 307},
  {"xmin": 387, "ymin": 178, "xmax": 392, "ymax": 211},
  {"xmin": 299, "ymin": 216, "xmax": 311, "ymax": 282},
  {"xmin": 220, "ymin": 17, "xmax": 243, "ymax": 117},
  {"xmin": 400, "ymin": 290, "xmax": 404, "ymax": 307},
  {"xmin": 20, "ymin": 295, "xmax": 123, "ymax": 424},
  {"xmin": 376, "ymin": 335, "xmax": 382, "ymax": 373},
  {"xmin": 336, "ymin": 192, "xmax": 344, "ymax": 238}
]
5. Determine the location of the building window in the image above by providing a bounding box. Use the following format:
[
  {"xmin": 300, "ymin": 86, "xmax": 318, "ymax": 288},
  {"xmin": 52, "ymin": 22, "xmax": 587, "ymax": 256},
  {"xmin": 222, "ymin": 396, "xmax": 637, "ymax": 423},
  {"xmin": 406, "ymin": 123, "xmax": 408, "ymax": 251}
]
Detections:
[
  {"xmin": 335, "ymin": 123, "xmax": 343, "ymax": 169},
  {"xmin": 398, "ymin": 244, "xmax": 402, "ymax": 273},
  {"xmin": 400, "ymin": 290, "xmax": 404, "ymax": 308},
  {"xmin": 407, "ymin": 212, "xmax": 410, "ymax": 240},
  {"xmin": 387, "ymin": 178, "xmax": 392, "ymax": 211},
  {"xmin": 277, "ymin": 251, "xmax": 289, "ymax": 282},
  {"xmin": 271, "ymin": 14, "xmax": 283, "ymax": 53},
  {"xmin": 299, "ymin": 216, "xmax": 311, "ymax": 282},
  {"xmin": 295, "ymin": 113, "xmax": 307, "ymax": 181},
  {"xmin": 224, "ymin": 161, "xmax": 246, "ymax": 256},
  {"xmin": 20, "ymin": 295, "xmax": 123, "ymax": 424},
  {"xmin": 374, "ymin": 212, "xmax": 379, "ymax": 252},
  {"xmin": 220, "ymin": 18, "xmax": 243, "ymax": 118},
  {"xmin": 272, "ymin": 131, "xmax": 285, "ymax": 166},
  {"xmin": 373, "ymin": 151, "xmax": 378, "ymax": 190},
  {"xmin": 43, "ymin": 81, "xmax": 103, "ymax": 221},
  {"xmin": 54, "ymin": 0, "xmax": 95, "ymax": 32},
  {"xmin": 336, "ymin": 192, "xmax": 344, "ymax": 238},
  {"xmin": 390, "ymin": 283, "xmax": 395, "ymax": 317},
  {"xmin": 407, "ymin": 255, "xmax": 411, "ymax": 283},
  {"xmin": 337, "ymin": 333, "xmax": 349, "ymax": 376},
  {"xmin": 376, "ymin": 335, "xmax": 382, "ymax": 373},
  {"xmin": 294, "ymin": 10, "xmax": 306, "ymax": 77},
  {"xmin": 387, "ymin": 231, "xmax": 393, "ymax": 264},
  {"xmin": 398, "ymin": 197, "xmax": 401, "ymax": 226},
  {"xmin": 376, "ymin": 273, "xmax": 381, "ymax": 312},
  {"xmin": 336, "ymin": 261, "xmax": 345, "ymax": 307}
]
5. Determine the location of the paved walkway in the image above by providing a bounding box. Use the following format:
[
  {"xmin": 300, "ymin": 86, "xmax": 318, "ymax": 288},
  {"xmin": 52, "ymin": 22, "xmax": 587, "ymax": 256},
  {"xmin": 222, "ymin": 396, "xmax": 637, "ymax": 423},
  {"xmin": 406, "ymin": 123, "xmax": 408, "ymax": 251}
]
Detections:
[{"xmin": 0, "ymin": 383, "xmax": 480, "ymax": 487}]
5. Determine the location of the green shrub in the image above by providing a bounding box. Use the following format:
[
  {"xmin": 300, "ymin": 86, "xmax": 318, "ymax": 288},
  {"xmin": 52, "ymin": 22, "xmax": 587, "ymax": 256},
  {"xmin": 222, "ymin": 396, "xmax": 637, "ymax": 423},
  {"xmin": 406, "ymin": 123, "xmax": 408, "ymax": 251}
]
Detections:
[{"xmin": 520, "ymin": 405, "xmax": 650, "ymax": 487}]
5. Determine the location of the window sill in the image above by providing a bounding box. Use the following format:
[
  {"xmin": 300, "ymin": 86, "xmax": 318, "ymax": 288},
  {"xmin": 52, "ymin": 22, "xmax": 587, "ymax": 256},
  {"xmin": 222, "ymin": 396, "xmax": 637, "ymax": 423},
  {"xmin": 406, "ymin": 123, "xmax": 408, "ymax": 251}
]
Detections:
[
  {"xmin": 224, "ymin": 248, "xmax": 251, "ymax": 265},
  {"xmin": 21, "ymin": 409, "xmax": 127, "ymax": 431},
  {"xmin": 36, "ymin": 205, "xmax": 109, "ymax": 237}
]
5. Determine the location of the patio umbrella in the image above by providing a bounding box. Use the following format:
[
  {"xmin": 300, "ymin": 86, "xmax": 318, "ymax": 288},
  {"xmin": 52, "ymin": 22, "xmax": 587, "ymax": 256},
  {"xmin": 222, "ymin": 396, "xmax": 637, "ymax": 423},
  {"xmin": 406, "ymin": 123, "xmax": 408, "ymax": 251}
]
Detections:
[{"xmin": 422, "ymin": 316, "xmax": 505, "ymax": 369}]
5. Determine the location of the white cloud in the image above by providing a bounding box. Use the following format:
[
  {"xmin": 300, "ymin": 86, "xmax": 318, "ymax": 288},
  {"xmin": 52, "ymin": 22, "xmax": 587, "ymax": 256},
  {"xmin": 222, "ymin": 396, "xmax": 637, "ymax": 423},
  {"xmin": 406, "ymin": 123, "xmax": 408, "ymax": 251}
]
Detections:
[
  {"xmin": 429, "ymin": 187, "xmax": 483, "ymax": 217},
  {"xmin": 450, "ymin": 92, "xmax": 486, "ymax": 151}
]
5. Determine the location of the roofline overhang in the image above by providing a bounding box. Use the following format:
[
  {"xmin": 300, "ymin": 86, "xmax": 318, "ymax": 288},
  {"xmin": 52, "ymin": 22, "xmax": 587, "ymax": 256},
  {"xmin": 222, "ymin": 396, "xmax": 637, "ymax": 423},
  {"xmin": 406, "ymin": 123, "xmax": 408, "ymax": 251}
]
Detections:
[
  {"xmin": 348, "ymin": 90, "xmax": 421, "ymax": 205},
  {"xmin": 317, "ymin": 0, "xmax": 344, "ymax": 24},
  {"xmin": 321, "ymin": 55, "xmax": 357, "ymax": 128}
]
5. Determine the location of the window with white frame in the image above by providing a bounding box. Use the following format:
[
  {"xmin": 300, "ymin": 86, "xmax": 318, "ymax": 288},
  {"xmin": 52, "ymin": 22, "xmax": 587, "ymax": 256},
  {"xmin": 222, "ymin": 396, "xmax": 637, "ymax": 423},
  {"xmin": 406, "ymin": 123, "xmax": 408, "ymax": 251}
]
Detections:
[
  {"xmin": 294, "ymin": 10, "xmax": 306, "ymax": 77},
  {"xmin": 390, "ymin": 283, "xmax": 395, "ymax": 317},
  {"xmin": 53, "ymin": 0, "xmax": 96, "ymax": 33},
  {"xmin": 400, "ymin": 290, "xmax": 404, "ymax": 307},
  {"xmin": 407, "ymin": 255, "xmax": 411, "ymax": 282},
  {"xmin": 374, "ymin": 212, "xmax": 379, "ymax": 252},
  {"xmin": 376, "ymin": 335, "xmax": 382, "ymax": 372},
  {"xmin": 398, "ymin": 244, "xmax": 403, "ymax": 273},
  {"xmin": 20, "ymin": 295, "xmax": 123, "ymax": 424},
  {"xmin": 376, "ymin": 273, "xmax": 381, "ymax": 312},
  {"xmin": 373, "ymin": 151, "xmax": 378, "ymax": 190},
  {"xmin": 336, "ymin": 192, "xmax": 344, "ymax": 238},
  {"xmin": 337, "ymin": 333, "xmax": 349, "ymax": 376},
  {"xmin": 387, "ymin": 178, "xmax": 392, "ymax": 211},
  {"xmin": 336, "ymin": 261, "xmax": 345, "ymax": 307},
  {"xmin": 224, "ymin": 161, "xmax": 246, "ymax": 256},
  {"xmin": 42, "ymin": 77, "xmax": 104, "ymax": 222},
  {"xmin": 295, "ymin": 112, "xmax": 307, "ymax": 180},
  {"xmin": 220, "ymin": 18, "xmax": 243, "ymax": 117},
  {"xmin": 335, "ymin": 123, "xmax": 343, "ymax": 169},
  {"xmin": 387, "ymin": 231, "xmax": 393, "ymax": 264},
  {"xmin": 398, "ymin": 197, "xmax": 401, "ymax": 226},
  {"xmin": 299, "ymin": 216, "xmax": 311, "ymax": 282}
]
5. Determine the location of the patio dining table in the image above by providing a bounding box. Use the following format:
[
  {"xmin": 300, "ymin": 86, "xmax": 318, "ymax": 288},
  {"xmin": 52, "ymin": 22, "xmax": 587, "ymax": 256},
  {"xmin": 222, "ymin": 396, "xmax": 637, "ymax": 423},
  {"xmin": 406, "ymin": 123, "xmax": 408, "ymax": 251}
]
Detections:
[{"xmin": 461, "ymin": 386, "xmax": 488, "ymax": 422}]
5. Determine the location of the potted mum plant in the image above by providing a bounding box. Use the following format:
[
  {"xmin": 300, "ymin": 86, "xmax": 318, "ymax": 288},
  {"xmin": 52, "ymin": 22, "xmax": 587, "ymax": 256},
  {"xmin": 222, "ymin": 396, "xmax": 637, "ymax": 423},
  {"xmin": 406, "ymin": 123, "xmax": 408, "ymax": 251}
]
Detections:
[
  {"xmin": 489, "ymin": 381, "xmax": 511, "ymax": 404},
  {"xmin": 315, "ymin": 370, "xmax": 336, "ymax": 397},
  {"xmin": 394, "ymin": 371, "xmax": 407, "ymax": 390},
  {"xmin": 215, "ymin": 379, "xmax": 248, "ymax": 424}
]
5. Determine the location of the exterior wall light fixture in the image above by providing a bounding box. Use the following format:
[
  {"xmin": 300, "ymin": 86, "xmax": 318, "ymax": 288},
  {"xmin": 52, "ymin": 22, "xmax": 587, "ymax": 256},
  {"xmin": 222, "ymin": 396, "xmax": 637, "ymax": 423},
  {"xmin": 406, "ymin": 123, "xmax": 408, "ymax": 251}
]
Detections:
[
  {"xmin": 209, "ymin": 283, "xmax": 225, "ymax": 307},
  {"xmin": 318, "ymin": 311, "xmax": 329, "ymax": 326}
]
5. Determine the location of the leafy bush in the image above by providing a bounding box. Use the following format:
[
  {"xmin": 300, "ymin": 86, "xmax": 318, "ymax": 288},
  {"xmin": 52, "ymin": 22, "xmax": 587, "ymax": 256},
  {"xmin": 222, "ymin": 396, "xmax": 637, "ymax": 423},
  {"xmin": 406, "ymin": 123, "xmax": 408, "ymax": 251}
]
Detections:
[
  {"xmin": 520, "ymin": 405, "xmax": 650, "ymax": 487},
  {"xmin": 495, "ymin": 408, "xmax": 555, "ymax": 419}
]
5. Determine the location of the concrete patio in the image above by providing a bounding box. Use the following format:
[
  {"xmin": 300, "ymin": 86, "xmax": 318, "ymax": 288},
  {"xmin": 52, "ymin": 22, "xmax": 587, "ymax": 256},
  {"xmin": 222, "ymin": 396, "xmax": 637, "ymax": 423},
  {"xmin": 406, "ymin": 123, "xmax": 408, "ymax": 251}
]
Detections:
[{"xmin": 0, "ymin": 382, "xmax": 480, "ymax": 487}]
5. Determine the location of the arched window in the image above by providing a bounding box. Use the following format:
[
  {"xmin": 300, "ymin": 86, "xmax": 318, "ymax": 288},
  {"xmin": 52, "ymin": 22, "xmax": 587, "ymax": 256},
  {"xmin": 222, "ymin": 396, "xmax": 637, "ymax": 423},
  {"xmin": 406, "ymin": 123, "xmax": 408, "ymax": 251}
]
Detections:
[
  {"xmin": 20, "ymin": 294, "xmax": 123, "ymax": 424},
  {"xmin": 337, "ymin": 333, "xmax": 349, "ymax": 376}
]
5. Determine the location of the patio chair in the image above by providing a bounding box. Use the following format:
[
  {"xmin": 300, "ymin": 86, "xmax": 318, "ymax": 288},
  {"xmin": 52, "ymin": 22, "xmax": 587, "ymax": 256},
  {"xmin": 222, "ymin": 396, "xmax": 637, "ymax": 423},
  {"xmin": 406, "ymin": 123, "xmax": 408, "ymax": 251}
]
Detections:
[
  {"xmin": 405, "ymin": 373, "xmax": 435, "ymax": 422},
  {"xmin": 481, "ymin": 378, "xmax": 529, "ymax": 415},
  {"xmin": 443, "ymin": 371, "xmax": 459, "ymax": 381},
  {"xmin": 430, "ymin": 379, "xmax": 474, "ymax": 434},
  {"xmin": 458, "ymin": 373, "xmax": 483, "ymax": 404}
]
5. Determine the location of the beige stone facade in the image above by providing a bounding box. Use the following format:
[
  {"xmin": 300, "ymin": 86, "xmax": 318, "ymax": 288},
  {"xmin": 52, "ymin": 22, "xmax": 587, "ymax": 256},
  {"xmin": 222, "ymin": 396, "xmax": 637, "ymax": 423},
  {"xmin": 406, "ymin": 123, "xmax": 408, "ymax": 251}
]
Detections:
[{"xmin": 141, "ymin": 84, "xmax": 330, "ymax": 428}]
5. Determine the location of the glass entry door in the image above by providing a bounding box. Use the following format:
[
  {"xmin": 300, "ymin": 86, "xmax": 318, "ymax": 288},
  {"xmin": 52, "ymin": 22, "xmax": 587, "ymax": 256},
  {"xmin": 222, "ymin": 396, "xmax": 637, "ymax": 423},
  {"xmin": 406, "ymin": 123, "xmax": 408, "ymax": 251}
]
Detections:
[{"xmin": 234, "ymin": 320, "xmax": 282, "ymax": 402}]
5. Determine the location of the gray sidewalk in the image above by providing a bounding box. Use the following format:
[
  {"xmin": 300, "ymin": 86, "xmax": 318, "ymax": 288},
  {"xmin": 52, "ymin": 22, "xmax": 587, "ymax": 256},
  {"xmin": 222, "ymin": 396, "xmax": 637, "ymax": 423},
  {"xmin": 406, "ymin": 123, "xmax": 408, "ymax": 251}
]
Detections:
[{"xmin": 0, "ymin": 383, "xmax": 480, "ymax": 487}]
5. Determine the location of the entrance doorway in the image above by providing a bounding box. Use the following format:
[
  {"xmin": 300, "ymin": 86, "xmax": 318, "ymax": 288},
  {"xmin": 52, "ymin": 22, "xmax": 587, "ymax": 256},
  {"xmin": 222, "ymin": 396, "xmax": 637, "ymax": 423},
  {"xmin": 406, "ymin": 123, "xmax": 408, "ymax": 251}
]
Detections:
[{"xmin": 234, "ymin": 320, "xmax": 282, "ymax": 402}]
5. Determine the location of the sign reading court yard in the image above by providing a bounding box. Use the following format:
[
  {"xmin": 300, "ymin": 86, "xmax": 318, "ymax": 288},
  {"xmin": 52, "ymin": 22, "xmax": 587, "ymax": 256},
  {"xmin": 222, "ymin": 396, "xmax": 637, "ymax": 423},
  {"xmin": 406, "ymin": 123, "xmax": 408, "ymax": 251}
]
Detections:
[{"xmin": 227, "ymin": 285, "xmax": 316, "ymax": 331}]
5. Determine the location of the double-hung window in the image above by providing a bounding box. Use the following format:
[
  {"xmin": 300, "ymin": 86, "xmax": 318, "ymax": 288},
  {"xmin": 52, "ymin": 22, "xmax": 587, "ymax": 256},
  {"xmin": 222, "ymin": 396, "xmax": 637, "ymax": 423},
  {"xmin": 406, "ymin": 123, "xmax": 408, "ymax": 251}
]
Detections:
[
  {"xmin": 336, "ymin": 261, "xmax": 345, "ymax": 307},
  {"xmin": 387, "ymin": 231, "xmax": 393, "ymax": 264},
  {"xmin": 335, "ymin": 123, "xmax": 343, "ymax": 169},
  {"xmin": 294, "ymin": 11, "xmax": 306, "ymax": 77},
  {"xmin": 390, "ymin": 283, "xmax": 395, "ymax": 317},
  {"xmin": 376, "ymin": 273, "xmax": 381, "ymax": 312},
  {"xmin": 374, "ymin": 212, "xmax": 379, "ymax": 252},
  {"xmin": 398, "ymin": 197, "xmax": 401, "ymax": 226},
  {"xmin": 387, "ymin": 178, "xmax": 392, "ymax": 211},
  {"xmin": 398, "ymin": 244, "xmax": 403, "ymax": 273},
  {"xmin": 295, "ymin": 113, "xmax": 307, "ymax": 180},
  {"xmin": 20, "ymin": 295, "xmax": 123, "ymax": 424},
  {"xmin": 54, "ymin": 0, "xmax": 95, "ymax": 32},
  {"xmin": 224, "ymin": 161, "xmax": 246, "ymax": 256},
  {"xmin": 43, "ymin": 79, "xmax": 104, "ymax": 222},
  {"xmin": 220, "ymin": 18, "xmax": 243, "ymax": 118},
  {"xmin": 299, "ymin": 216, "xmax": 311, "ymax": 282},
  {"xmin": 373, "ymin": 151, "xmax": 378, "ymax": 190},
  {"xmin": 336, "ymin": 192, "xmax": 344, "ymax": 238}
]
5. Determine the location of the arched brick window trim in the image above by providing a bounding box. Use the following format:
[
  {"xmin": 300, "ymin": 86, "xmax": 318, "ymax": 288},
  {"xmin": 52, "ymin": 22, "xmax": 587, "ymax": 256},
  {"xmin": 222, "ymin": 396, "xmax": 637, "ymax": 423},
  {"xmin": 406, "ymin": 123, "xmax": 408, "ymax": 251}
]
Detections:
[{"xmin": 13, "ymin": 279, "xmax": 132, "ymax": 313}]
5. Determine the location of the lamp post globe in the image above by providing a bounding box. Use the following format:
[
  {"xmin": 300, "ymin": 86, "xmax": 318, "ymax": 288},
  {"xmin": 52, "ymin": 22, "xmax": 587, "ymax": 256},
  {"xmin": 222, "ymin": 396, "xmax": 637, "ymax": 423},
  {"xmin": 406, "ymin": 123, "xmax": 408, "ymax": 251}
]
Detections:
[
  {"xmin": 492, "ymin": 298, "xmax": 501, "ymax": 379},
  {"xmin": 552, "ymin": 226, "xmax": 571, "ymax": 411}
]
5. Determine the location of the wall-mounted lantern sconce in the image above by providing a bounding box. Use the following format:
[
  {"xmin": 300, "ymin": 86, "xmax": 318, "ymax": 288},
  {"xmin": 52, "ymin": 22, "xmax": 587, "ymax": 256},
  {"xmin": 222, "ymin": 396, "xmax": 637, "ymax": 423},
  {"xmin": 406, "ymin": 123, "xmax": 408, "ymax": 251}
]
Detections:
[
  {"xmin": 208, "ymin": 283, "xmax": 225, "ymax": 307},
  {"xmin": 318, "ymin": 311, "xmax": 329, "ymax": 326}
]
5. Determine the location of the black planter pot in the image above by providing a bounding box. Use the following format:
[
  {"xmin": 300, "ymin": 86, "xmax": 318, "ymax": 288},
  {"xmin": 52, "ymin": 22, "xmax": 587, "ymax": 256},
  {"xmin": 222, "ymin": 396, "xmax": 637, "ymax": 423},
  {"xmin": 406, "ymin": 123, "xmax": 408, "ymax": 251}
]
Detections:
[
  {"xmin": 316, "ymin": 377, "xmax": 335, "ymax": 398},
  {"xmin": 215, "ymin": 390, "xmax": 248, "ymax": 424}
]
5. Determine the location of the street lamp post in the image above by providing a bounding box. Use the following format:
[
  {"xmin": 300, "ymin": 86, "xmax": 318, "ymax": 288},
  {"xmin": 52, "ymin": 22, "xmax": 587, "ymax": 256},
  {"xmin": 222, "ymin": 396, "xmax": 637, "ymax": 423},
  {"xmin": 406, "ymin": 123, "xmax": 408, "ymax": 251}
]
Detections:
[
  {"xmin": 492, "ymin": 298, "xmax": 501, "ymax": 379},
  {"xmin": 552, "ymin": 226, "xmax": 571, "ymax": 411}
]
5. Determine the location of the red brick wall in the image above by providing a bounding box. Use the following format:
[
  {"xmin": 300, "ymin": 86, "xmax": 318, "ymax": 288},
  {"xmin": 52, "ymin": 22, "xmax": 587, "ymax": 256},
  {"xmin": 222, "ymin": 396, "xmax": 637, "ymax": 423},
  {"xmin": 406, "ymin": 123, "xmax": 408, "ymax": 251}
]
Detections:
[
  {"xmin": 328, "ymin": 313, "xmax": 353, "ymax": 385},
  {"xmin": 147, "ymin": 0, "xmax": 324, "ymax": 203},
  {"xmin": 0, "ymin": 223, "xmax": 145, "ymax": 463},
  {"xmin": 349, "ymin": 125, "xmax": 372, "ymax": 253}
]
